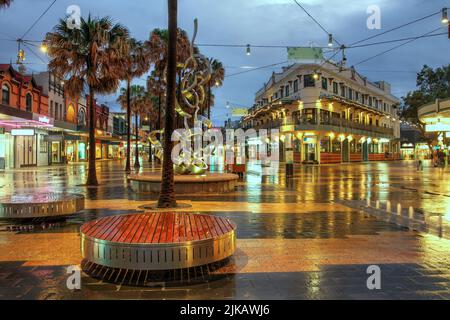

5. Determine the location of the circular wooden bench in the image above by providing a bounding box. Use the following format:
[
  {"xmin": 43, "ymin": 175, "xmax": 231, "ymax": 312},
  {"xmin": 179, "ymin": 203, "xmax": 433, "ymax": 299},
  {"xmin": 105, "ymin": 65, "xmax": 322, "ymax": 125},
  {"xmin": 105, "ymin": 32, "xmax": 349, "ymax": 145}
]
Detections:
[
  {"xmin": 80, "ymin": 212, "xmax": 237, "ymax": 271},
  {"xmin": 0, "ymin": 193, "xmax": 85, "ymax": 219}
]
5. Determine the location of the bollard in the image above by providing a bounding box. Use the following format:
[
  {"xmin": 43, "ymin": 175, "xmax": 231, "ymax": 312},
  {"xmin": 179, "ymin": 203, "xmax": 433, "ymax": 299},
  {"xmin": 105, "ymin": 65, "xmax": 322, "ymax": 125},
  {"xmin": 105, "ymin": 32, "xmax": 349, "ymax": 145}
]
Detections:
[
  {"xmin": 386, "ymin": 200, "xmax": 391, "ymax": 212},
  {"xmin": 397, "ymin": 203, "xmax": 402, "ymax": 216},
  {"xmin": 366, "ymin": 198, "xmax": 371, "ymax": 207},
  {"xmin": 376, "ymin": 200, "xmax": 380, "ymax": 209}
]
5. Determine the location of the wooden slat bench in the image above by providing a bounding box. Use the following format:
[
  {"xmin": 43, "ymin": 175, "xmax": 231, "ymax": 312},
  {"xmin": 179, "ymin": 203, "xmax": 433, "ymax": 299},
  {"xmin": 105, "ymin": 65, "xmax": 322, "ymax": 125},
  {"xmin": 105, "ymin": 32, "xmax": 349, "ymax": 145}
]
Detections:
[{"xmin": 80, "ymin": 212, "xmax": 237, "ymax": 271}]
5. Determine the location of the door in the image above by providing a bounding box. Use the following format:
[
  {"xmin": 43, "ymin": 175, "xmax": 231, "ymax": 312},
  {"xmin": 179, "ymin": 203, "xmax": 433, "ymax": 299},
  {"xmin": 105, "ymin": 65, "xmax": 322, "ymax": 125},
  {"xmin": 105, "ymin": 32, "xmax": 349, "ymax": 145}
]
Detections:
[
  {"xmin": 16, "ymin": 135, "xmax": 36, "ymax": 167},
  {"xmin": 304, "ymin": 143, "xmax": 316, "ymax": 162},
  {"xmin": 51, "ymin": 142, "xmax": 61, "ymax": 163}
]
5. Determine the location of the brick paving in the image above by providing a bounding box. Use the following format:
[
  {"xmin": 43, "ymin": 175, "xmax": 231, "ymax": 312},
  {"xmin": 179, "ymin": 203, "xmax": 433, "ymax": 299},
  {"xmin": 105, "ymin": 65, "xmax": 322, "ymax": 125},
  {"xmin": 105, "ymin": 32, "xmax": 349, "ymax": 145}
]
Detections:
[{"xmin": 0, "ymin": 159, "xmax": 450, "ymax": 299}]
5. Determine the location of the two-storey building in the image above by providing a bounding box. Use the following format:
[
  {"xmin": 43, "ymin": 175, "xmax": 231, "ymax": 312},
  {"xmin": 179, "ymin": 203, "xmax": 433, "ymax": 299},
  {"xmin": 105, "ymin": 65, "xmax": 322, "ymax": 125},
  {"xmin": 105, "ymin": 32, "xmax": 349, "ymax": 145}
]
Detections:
[
  {"xmin": 242, "ymin": 62, "xmax": 401, "ymax": 164},
  {"xmin": 0, "ymin": 64, "xmax": 51, "ymax": 169}
]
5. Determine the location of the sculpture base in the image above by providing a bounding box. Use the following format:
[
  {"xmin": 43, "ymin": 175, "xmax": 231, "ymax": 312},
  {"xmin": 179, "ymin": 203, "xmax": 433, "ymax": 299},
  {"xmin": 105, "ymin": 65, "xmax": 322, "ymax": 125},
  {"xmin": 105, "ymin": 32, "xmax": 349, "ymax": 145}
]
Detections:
[{"xmin": 128, "ymin": 172, "xmax": 239, "ymax": 194}]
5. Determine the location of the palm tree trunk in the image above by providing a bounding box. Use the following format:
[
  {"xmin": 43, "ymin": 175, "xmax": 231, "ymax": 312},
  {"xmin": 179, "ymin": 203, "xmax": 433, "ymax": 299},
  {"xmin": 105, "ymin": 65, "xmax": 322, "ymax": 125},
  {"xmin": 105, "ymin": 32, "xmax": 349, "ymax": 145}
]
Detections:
[
  {"xmin": 87, "ymin": 86, "xmax": 99, "ymax": 186},
  {"xmin": 125, "ymin": 80, "xmax": 131, "ymax": 173},
  {"xmin": 134, "ymin": 113, "xmax": 140, "ymax": 169},
  {"xmin": 158, "ymin": 0, "xmax": 177, "ymax": 208},
  {"xmin": 207, "ymin": 83, "xmax": 211, "ymax": 119}
]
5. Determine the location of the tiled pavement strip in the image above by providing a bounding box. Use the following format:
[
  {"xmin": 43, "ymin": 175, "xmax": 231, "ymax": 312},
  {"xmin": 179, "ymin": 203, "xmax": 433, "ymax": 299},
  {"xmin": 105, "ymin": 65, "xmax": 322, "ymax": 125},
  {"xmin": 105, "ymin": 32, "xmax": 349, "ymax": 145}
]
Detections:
[{"xmin": 0, "ymin": 159, "xmax": 450, "ymax": 299}]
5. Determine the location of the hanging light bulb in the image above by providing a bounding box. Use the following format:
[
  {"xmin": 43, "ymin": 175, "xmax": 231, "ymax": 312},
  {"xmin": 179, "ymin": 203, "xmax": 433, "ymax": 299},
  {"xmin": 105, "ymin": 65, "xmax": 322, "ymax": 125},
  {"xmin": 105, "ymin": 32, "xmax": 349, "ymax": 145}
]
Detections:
[
  {"xmin": 226, "ymin": 101, "xmax": 230, "ymax": 109},
  {"xmin": 313, "ymin": 72, "xmax": 319, "ymax": 80},
  {"xmin": 442, "ymin": 8, "xmax": 448, "ymax": 24},
  {"xmin": 40, "ymin": 43, "xmax": 48, "ymax": 53},
  {"xmin": 215, "ymin": 80, "xmax": 220, "ymax": 87},
  {"xmin": 246, "ymin": 44, "xmax": 251, "ymax": 56},
  {"xmin": 328, "ymin": 34, "xmax": 333, "ymax": 47},
  {"xmin": 17, "ymin": 49, "xmax": 25, "ymax": 62}
]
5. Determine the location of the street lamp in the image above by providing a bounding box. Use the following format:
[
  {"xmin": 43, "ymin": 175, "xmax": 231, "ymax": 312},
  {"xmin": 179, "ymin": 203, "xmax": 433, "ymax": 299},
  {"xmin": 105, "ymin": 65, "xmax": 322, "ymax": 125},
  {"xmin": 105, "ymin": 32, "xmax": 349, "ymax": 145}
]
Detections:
[
  {"xmin": 442, "ymin": 8, "xmax": 448, "ymax": 24},
  {"xmin": 40, "ymin": 43, "xmax": 48, "ymax": 53},
  {"xmin": 246, "ymin": 44, "xmax": 251, "ymax": 56},
  {"xmin": 328, "ymin": 34, "xmax": 333, "ymax": 47}
]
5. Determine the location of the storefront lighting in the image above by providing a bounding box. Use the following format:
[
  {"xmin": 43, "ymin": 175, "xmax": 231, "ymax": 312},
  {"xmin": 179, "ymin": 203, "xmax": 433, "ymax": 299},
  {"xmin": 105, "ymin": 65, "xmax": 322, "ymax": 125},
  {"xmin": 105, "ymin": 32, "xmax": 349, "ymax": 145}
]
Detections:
[
  {"xmin": 280, "ymin": 134, "xmax": 286, "ymax": 142},
  {"xmin": 347, "ymin": 135, "xmax": 353, "ymax": 142},
  {"xmin": 315, "ymin": 99, "xmax": 322, "ymax": 108},
  {"xmin": 313, "ymin": 73, "xmax": 319, "ymax": 80},
  {"xmin": 328, "ymin": 132, "xmax": 335, "ymax": 139},
  {"xmin": 367, "ymin": 138, "xmax": 372, "ymax": 144},
  {"xmin": 426, "ymin": 123, "xmax": 450, "ymax": 132},
  {"xmin": 11, "ymin": 129, "xmax": 34, "ymax": 136},
  {"xmin": 338, "ymin": 134, "xmax": 345, "ymax": 142}
]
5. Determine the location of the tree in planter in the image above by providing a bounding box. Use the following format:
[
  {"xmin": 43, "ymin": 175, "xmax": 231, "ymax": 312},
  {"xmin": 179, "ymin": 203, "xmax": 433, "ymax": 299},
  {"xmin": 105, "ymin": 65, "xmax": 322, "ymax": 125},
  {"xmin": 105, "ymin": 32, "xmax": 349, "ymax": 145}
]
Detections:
[
  {"xmin": 157, "ymin": 0, "xmax": 178, "ymax": 208},
  {"xmin": 401, "ymin": 64, "xmax": 450, "ymax": 146},
  {"xmin": 120, "ymin": 38, "xmax": 151, "ymax": 173},
  {"xmin": 46, "ymin": 16, "xmax": 129, "ymax": 185},
  {"xmin": 117, "ymin": 85, "xmax": 153, "ymax": 169}
]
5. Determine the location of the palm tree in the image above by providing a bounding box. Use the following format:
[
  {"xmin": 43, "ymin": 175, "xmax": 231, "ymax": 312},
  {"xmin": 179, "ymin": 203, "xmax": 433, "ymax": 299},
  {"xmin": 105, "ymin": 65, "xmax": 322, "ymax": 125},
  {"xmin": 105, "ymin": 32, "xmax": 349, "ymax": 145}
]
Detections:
[
  {"xmin": 157, "ymin": 0, "xmax": 178, "ymax": 208},
  {"xmin": 0, "ymin": 0, "xmax": 12, "ymax": 8},
  {"xmin": 45, "ymin": 16, "xmax": 129, "ymax": 186},
  {"xmin": 206, "ymin": 58, "xmax": 225, "ymax": 119},
  {"xmin": 120, "ymin": 38, "xmax": 151, "ymax": 173},
  {"xmin": 147, "ymin": 70, "xmax": 166, "ymax": 132},
  {"xmin": 147, "ymin": 27, "xmax": 190, "ymax": 129}
]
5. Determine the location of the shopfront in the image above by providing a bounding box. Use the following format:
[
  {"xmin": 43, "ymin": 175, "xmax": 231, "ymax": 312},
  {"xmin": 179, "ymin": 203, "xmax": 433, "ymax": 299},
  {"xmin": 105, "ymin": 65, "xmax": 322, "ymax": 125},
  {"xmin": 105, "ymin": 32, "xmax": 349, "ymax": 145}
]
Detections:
[
  {"xmin": 11, "ymin": 128, "xmax": 49, "ymax": 168},
  {"xmin": 0, "ymin": 129, "xmax": 14, "ymax": 170},
  {"xmin": 400, "ymin": 142, "xmax": 415, "ymax": 160}
]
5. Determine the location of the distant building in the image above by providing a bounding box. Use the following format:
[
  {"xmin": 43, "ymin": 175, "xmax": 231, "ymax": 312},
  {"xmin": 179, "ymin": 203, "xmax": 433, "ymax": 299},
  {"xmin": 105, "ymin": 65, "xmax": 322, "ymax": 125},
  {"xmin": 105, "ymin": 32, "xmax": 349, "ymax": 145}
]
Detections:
[
  {"xmin": 0, "ymin": 64, "xmax": 50, "ymax": 169},
  {"xmin": 241, "ymin": 62, "xmax": 401, "ymax": 164}
]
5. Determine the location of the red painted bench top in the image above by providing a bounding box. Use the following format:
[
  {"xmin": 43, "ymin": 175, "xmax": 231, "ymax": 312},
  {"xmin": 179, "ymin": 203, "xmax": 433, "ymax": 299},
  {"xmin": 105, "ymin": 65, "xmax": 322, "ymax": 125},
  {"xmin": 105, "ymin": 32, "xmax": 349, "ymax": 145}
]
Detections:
[{"xmin": 80, "ymin": 212, "xmax": 236, "ymax": 244}]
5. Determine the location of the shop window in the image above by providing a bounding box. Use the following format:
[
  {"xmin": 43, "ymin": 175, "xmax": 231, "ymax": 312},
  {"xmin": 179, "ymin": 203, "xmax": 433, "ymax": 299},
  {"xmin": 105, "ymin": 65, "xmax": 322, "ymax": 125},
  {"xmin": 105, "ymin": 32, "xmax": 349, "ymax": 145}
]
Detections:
[
  {"xmin": 39, "ymin": 135, "xmax": 48, "ymax": 153},
  {"xmin": 26, "ymin": 93, "xmax": 32, "ymax": 112},
  {"xmin": 332, "ymin": 139, "xmax": 341, "ymax": 153},
  {"xmin": 320, "ymin": 137, "xmax": 330, "ymax": 153},
  {"xmin": 350, "ymin": 141, "xmax": 362, "ymax": 153},
  {"xmin": 1, "ymin": 84, "xmax": 10, "ymax": 105}
]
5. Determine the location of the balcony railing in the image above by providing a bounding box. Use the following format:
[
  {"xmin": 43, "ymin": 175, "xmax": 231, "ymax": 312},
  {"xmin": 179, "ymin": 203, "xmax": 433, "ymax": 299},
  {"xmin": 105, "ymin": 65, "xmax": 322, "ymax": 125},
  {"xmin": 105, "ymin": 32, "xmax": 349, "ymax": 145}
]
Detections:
[{"xmin": 293, "ymin": 116, "xmax": 394, "ymax": 136}]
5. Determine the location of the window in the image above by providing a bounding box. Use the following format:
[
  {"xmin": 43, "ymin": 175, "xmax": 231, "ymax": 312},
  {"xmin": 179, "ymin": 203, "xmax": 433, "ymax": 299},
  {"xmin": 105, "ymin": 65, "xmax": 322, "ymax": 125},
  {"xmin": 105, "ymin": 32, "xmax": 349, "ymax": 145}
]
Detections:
[
  {"xmin": 55, "ymin": 103, "xmax": 59, "ymax": 119},
  {"xmin": 320, "ymin": 137, "xmax": 331, "ymax": 152},
  {"xmin": 321, "ymin": 77, "xmax": 328, "ymax": 90},
  {"xmin": 340, "ymin": 85, "xmax": 346, "ymax": 97},
  {"xmin": 1, "ymin": 84, "xmax": 10, "ymax": 105},
  {"xmin": 304, "ymin": 74, "xmax": 315, "ymax": 87},
  {"xmin": 383, "ymin": 103, "xmax": 387, "ymax": 112},
  {"xmin": 368, "ymin": 97, "xmax": 373, "ymax": 107},
  {"xmin": 332, "ymin": 82, "xmax": 338, "ymax": 94},
  {"xmin": 355, "ymin": 91, "xmax": 360, "ymax": 102},
  {"xmin": 26, "ymin": 93, "xmax": 32, "ymax": 112},
  {"xmin": 50, "ymin": 101, "xmax": 54, "ymax": 117},
  {"xmin": 78, "ymin": 108, "xmax": 86, "ymax": 126},
  {"xmin": 293, "ymin": 79, "xmax": 299, "ymax": 92},
  {"xmin": 348, "ymin": 88, "xmax": 353, "ymax": 100},
  {"xmin": 375, "ymin": 99, "xmax": 379, "ymax": 109},
  {"xmin": 39, "ymin": 135, "xmax": 48, "ymax": 153},
  {"xmin": 285, "ymin": 85, "xmax": 289, "ymax": 97}
]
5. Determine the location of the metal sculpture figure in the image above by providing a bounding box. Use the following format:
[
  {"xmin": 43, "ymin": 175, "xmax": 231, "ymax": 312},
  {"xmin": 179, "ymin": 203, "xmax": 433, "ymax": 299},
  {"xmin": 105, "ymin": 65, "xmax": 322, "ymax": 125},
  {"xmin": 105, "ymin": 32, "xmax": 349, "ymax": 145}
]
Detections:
[{"xmin": 149, "ymin": 19, "xmax": 215, "ymax": 175}]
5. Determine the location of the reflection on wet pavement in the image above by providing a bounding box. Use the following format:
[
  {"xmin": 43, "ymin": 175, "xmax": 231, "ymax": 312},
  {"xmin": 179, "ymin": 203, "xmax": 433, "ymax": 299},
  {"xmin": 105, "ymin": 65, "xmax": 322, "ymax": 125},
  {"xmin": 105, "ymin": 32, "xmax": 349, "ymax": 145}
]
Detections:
[{"xmin": 1, "ymin": 159, "xmax": 450, "ymax": 299}]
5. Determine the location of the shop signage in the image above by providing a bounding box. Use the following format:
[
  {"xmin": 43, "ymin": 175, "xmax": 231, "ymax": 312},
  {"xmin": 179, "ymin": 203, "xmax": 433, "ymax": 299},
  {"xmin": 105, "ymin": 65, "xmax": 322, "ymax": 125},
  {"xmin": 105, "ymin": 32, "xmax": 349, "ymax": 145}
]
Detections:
[
  {"xmin": 38, "ymin": 116, "xmax": 50, "ymax": 124},
  {"xmin": 303, "ymin": 137, "xmax": 316, "ymax": 144},
  {"xmin": 11, "ymin": 129, "xmax": 35, "ymax": 136}
]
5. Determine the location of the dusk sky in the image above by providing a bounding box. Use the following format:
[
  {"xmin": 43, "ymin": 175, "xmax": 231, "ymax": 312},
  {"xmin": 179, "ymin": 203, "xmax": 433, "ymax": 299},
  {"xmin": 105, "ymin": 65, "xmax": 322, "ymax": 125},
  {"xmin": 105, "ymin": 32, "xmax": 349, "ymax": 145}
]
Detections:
[{"xmin": 0, "ymin": 0, "xmax": 448, "ymax": 126}]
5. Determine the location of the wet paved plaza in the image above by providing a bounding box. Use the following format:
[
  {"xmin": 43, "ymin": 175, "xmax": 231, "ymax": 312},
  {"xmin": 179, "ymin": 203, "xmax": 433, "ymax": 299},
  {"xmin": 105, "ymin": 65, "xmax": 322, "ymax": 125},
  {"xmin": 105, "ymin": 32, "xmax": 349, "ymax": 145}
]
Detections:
[{"xmin": 1, "ymin": 159, "xmax": 450, "ymax": 299}]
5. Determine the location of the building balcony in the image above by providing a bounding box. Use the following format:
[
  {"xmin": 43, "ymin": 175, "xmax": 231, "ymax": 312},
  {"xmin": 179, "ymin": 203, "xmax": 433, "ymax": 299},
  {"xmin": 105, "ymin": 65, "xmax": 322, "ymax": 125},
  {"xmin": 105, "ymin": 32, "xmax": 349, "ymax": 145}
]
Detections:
[{"xmin": 291, "ymin": 117, "xmax": 394, "ymax": 137}]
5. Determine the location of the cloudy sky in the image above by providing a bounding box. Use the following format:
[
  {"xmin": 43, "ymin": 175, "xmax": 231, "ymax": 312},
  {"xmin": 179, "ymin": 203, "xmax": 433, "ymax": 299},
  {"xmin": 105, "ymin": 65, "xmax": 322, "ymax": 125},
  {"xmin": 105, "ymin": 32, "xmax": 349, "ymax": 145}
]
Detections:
[{"xmin": 0, "ymin": 0, "xmax": 448, "ymax": 125}]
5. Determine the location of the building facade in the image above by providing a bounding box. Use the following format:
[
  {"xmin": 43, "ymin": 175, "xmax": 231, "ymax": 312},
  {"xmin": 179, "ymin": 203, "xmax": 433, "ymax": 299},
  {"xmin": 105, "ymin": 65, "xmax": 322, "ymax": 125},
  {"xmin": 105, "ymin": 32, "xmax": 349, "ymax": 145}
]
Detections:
[
  {"xmin": 242, "ymin": 62, "xmax": 401, "ymax": 164},
  {"xmin": 0, "ymin": 64, "xmax": 51, "ymax": 169}
]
